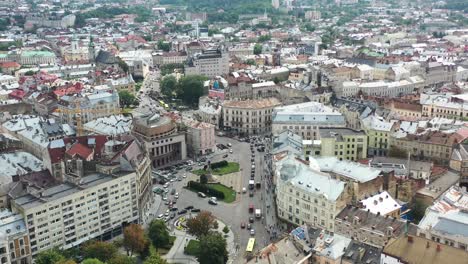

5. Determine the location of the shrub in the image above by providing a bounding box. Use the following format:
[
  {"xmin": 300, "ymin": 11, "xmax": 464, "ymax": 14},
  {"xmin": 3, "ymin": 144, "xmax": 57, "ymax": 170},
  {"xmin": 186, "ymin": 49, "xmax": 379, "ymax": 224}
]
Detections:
[
  {"xmin": 210, "ymin": 160, "xmax": 228, "ymax": 169},
  {"xmin": 187, "ymin": 181, "xmax": 225, "ymax": 199}
]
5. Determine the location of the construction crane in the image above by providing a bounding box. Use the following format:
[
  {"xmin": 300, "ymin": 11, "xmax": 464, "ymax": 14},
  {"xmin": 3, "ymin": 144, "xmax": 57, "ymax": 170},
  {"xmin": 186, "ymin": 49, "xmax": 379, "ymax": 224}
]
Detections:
[{"xmin": 57, "ymin": 99, "xmax": 121, "ymax": 136}]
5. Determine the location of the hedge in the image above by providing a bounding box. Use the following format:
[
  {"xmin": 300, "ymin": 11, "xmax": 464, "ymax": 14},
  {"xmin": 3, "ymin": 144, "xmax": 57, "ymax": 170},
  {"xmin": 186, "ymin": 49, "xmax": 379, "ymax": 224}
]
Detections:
[
  {"xmin": 187, "ymin": 181, "xmax": 225, "ymax": 199},
  {"xmin": 210, "ymin": 160, "xmax": 228, "ymax": 169}
]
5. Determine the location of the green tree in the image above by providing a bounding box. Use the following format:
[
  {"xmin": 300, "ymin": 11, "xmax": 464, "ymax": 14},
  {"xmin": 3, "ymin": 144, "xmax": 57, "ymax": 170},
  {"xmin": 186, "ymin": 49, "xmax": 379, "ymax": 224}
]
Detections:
[
  {"xmin": 197, "ymin": 232, "xmax": 228, "ymax": 264},
  {"xmin": 177, "ymin": 75, "xmax": 207, "ymax": 106},
  {"xmin": 411, "ymin": 199, "xmax": 429, "ymax": 224},
  {"xmin": 119, "ymin": 90, "xmax": 137, "ymax": 107},
  {"xmin": 148, "ymin": 220, "xmax": 170, "ymax": 249},
  {"xmin": 109, "ymin": 254, "xmax": 137, "ymax": 264},
  {"xmin": 253, "ymin": 43, "xmax": 262, "ymax": 55},
  {"xmin": 82, "ymin": 259, "xmax": 104, "ymax": 264},
  {"xmin": 157, "ymin": 40, "xmax": 171, "ymax": 52},
  {"xmin": 258, "ymin": 35, "xmax": 271, "ymax": 42},
  {"xmin": 160, "ymin": 63, "xmax": 184, "ymax": 76},
  {"xmin": 222, "ymin": 226, "xmax": 229, "ymax": 234},
  {"xmin": 200, "ymin": 174, "xmax": 208, "ymax": 184},
  {"xmin": 305, "ymin": 23, "xmax": 315, "ymax": 32},
  {"xmin": 118, "ymin": 58, "xmax": 129, "ymax": 73},
  {"xmin": 144, "ymin": 252, "xmax": 168, "ymax": 264},
  {"xmin": 82, "ymin": 240, "xmax": 118, "ymax": 262},
  {"xmin": 160, "ymin": 75, "xmax": 177, "ymax": 97},
  {"xmin": 186, "ymin": 211, "xmax": 216, "ymax": 239},
  {"xmin": 35, "ymin": 249, "xmax": 65, "ymax": 264}
]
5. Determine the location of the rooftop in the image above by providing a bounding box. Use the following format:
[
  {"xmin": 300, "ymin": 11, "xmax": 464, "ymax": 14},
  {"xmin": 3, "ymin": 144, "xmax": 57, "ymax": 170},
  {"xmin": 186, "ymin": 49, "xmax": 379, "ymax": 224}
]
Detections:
[
  {"xmin": 223, "ymin": 97, "xmax": 281, "ymax": 109},
  {"xmin": 245, "ymin": 236, "xmax": 311, "ymax": 264},
  {"xmin": 319, "ymin": 128, "xmax": 366, "ymax": 140},
  {"xmin": 360, "ymin": 191, "xmax": 401, "ymax": 216},
  {"xmin": 310, "ymin": 156, "xmax": 381, "ymax": 183},
  {"xmin": 83, "ymin": 115, "xmax": 132, "ymax": 135}
]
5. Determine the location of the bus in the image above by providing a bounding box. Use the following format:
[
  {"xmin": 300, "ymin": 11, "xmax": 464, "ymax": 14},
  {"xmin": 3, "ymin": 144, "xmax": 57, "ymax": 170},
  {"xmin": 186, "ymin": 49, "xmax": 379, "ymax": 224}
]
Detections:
[{"xmin": 246, "ymin": 238, "xmax": 255, "ymax": 252}]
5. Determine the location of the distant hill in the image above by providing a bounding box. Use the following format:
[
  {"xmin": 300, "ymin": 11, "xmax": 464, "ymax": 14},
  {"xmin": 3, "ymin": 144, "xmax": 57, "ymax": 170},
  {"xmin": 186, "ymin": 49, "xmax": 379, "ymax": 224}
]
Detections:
[{"xmin": 159, "ymin": 0, "xmax": 272, "ymax": 13}]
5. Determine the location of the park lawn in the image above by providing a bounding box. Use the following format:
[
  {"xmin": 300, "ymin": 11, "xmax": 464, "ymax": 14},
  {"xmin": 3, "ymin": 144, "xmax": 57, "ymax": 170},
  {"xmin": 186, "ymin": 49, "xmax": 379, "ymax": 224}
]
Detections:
[
  {"xmin": 207, "ymin": 183, "xmax": 236, "ymax": 203},
  {"xmin": 192, "ymin": 162, "xmax": 240, "ymax": 176},
  {"xmin": 184, "ymin": 239, "xmax": 200, "ymax": 256}
]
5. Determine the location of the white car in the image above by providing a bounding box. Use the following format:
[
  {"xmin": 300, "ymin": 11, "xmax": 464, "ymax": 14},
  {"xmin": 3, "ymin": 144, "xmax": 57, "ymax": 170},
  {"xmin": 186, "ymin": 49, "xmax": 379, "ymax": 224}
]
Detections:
[
  {"xmin": 175, "ymin": 193, "xmax": 179, "ymax": 199},
  {"xmin": 250, "ymin": 229, "xmax": 255, "ymax": 236},
  {"xmin": 157, "ymin": 214, "xmax": 164, "ymax": 219},
  {"xmin": 183, "ymin": 174, "xmax": 187, "ymax": 178},
  {"xmin": 242, "ymin": 187, "xmax": 247, "ymax": 193}
]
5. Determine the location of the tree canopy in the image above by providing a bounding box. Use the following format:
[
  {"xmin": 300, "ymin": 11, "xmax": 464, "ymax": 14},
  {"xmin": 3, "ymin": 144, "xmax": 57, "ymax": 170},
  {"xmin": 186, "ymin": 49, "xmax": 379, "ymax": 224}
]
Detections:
[
  {"xmin": 35, "ymin": 249, "xmax": 65, "ymax": 264},
  {"xmin": 82, "ymin": 240, "xmax": 118, "ymax": 262},
  {"xmin": 177, "ymin": 75, "xmax": 207, "ymax": 106},
  {"xmin": 119, "ymin": 90, "xmax": 137, "ymax": 107},
  {"xmin": 160, "ymin": 75, "xmax": 177, "ymax": 97},
  {"xmin": 186, "ymin": 211, "xmax": 216, "ymax": 239},
  {"xmin": 197, "ymin": 232, "xmax": 228, "ymax": 264},
  {"xmin": 148, "ymin": 220, "xmax": 170, "ymax": 249},
  {"xmin": 253, "ymin": 43, "xmax": 262, "ymax": 55},
  {"xmin": 123, "ymin": 224, "xmax": 148, "ymax": 256}
]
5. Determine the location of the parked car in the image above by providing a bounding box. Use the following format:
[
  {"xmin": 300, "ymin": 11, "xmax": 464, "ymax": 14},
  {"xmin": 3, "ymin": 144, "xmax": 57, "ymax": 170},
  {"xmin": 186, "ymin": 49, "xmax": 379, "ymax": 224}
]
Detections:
[
  {"xmin": 249, "ymin": 191, "xmax": 254, "ymax": 197},
  {"xmin": 249, "ymin": 217, "xmax": 254, "ymax": 223},
  {"xmin": 241, "ymin": 222, "xmax": 246, "ymax": 229},
  {"xmin": 247, "ymin": 223, "xmax": 251, "ymax": 229},
  {"xmin": 198, "ymin": 192, "xmax": 207, "ymax": 198},
  {"xmin": 223, "ymin": 154, "xmax": 228, "ymax": 158},
  {"xmin": 250, "ymin": 229, "xmax": 255, "ymax": 236},
  {"xmin": 178, "ymin": 209, "xmax": 187, "ymax": 215},
  {"xmin": 171, "ymin": 189, "xmax": 176, "ymax": 195},
  {"xmin": 191, "ymin": 208, "xmax": 201, "ymax": 213},
  {"xmin": 170, "ymin": 207, "xmax": 178, "ymax": 212},
  {"xmin": 208, "ymin": 199, "xmax": 218, "ymax": 205},
  {"xmin": 185, "ymin": 205, "xmax": 194, "ymax": 210}
]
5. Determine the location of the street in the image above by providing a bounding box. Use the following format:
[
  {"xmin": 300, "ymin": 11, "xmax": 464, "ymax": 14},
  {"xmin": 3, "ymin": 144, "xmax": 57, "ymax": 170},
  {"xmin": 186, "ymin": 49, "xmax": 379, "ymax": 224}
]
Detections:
[{"xmin": 148, "ymin": 135, "xmax": 280, "ymax": 263}]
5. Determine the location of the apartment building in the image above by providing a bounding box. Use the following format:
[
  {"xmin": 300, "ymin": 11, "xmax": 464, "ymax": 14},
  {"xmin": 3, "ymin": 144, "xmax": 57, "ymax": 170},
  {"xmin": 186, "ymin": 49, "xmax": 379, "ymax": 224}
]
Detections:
[
  {"xmin": 275, "ymin": 154, "xmax": 347, "ymax": 231},
  {"xmin": 319, "ymin": 128, "xmax": 368, "ymax": 161},
  {"xmin": 421, "ymin": 93, "xmax": 468, "ymax": 120},
  {"xmin": 332, "ymin": 97, "xmax": 374, "ymax": 131},
  {"xmin": 132, "ymin": 113, "xmax": 187, "ymax": 168},
  {"xmin": 106, "ymin": 75, "xmax": 136, "ymax": 94},
  {"xmin": 386, "ymin": 99, "xmax": 422, "ymax": 120},
  {"xmin": 0, "ymin": 210, "xmax": 31, "ymax": 264},
  {"xmin": 10, "ymin": 171, "xmax": 139, "ymax": 256},
  {"xmin": 361, "ymin": 115, "xmax": 396, "ymax": 156},
  {"xmin": 186, "ymin": 120, "xmax": 215, "ymax": 156},
  {"xmin": 222, "ymin": 97, "xmax": 281, "ymax": 136},
  {"xmin": 272, "ymin": 102, "xmax": 346, "ymax": 140},
  {"xmin": 309, "ymin": 156, "xmax": 397, "ymax": 202},
  {"xmin": 423, "ymin": 61, "xmax": 457, "ymax": 87},
  {"xmin": 58, "ymin": 90, "xmax": 120, "ymax": 127},
  {"xmin": 152, "ymin": 51, "xmax": 187, "ymax": 66},
  {"xmin": 335, "ymin": 205, "xmax": 406, "ymax": 248},
  {"xmin": 185, "ymin": 48, "xmax": 229, "ymax": 78},
  {"xmin": 228, "ymin": 44, "xmax": 254, "ymax": 58},
  {"xmin": 197, "ymin": 102, "xmax": 222, "ymax": 129},
  {"xmin": 417, "ymin": 186, "xmax": 468, "ymax": 252},
  {"xmin": 339, "ymin": 76, "xmax": 424, "ymax": 98},
  {"xmin": 224, "ymin": 73, "xmax": 256, "ymax": 100}
]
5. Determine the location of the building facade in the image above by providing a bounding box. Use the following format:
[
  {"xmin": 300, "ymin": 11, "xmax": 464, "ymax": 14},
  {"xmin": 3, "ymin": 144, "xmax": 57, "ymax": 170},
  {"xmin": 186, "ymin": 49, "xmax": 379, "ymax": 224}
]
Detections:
[
  {"xmin": 222, "ymin": 98, "xmax": 281, "ymax": 136},
  {"xmin": 186, "ymin": 120, "xmax": 215, "ymax": 156},
  {"xmin": 319, "ymin": 128, "xmax": 368, "ymax": 161},
  {"xmin": 0, "ymin": 210, "xmax": 32, "ymax": 264},
  {"xmin": 185, "ymin": 48, "xmax": 229, "ymax": 78}
]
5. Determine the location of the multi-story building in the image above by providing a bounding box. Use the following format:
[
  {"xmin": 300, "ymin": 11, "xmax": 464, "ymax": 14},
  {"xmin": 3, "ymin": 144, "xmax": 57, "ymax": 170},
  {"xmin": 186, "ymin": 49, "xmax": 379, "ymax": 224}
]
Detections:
[
  {"xmin": 197, "ymin": 102, "xmax": 222, "ymax": 129},
  {"xmin": 417, "ymin": 186, "xmax": 468, "ymax": 252},
  {"xmin": 332, "ymin": 97, "xmax": 374, "ymax": 131},
  {"xmin": 222, "ymin": 97, "xmax": 281, "ymax": 136},
  {"xmin": 152, "ymin": 51, "xmax": 187, "ymax": 66},
  {"xmin": 272, "ymin": 130, "xmax": 303, "ymax": 157},
  {"xmin": 361, "ymin": 115, "xmax": 396, "ymax": 156},
  {"xmin": 132, "ymin": 113, "xmax": 187, "ymax": 168},
  {"xmin": 224, "ymin": 73, "xmax": 256, "ymax": 100},
  {"xmin": 106, "ymin": 75, "xmax": 136, "ymax": 94},
  {"xmin": 185, "ymin": 48, "xmax": 229, "ymax": 78},
  {"xmin": 385, "ymin": 99, "xmax": 422, "ymax": 120},
  {"xmin": 359, "ymin": 191, "xmax": 401, "ymax": 218},
  {"xmin": 421, "ymin": 93, "xmax": 468, "ymax": 120},
  {"xmin": 318, "ymin": 128, "xmax": 368, "ymax": 161},
  {"xmin": 186, "ymin": 120, "xmax": 215, "ymax": 156},
  {"xmin": 275, "ymin": 154, "xmax": 346, "ymax": 231},
  {"xmin": 335, "ymin": 205, "xmax": 406, "ymax": 248},
  {"xmin": 305, "ymin": 10, "xmax": 321, "ymax": 20},
  {"xmin": 423, "ymin": 61, "xmax": 457, "ymax": 87},
  {"xmin": 309, "ymin": 156, "xmax": 397, "ymax": 202},
  {"xmin": 17, "ymin": 51, "xmax": 56, "ymax": 66},
  {"xmin": 58, "ymin": 90, "xmax": 120, "ymax": 127},
  {"xmin": 0, "ymin": 210, "xmax": 31, "ymax": 264},
  {"xmin": 10, "ymin": 171, "xmax": 139, "ymax": 256},
  {"xmin": 228, "ymin": 44, "xmax": 254, "ymax": 58},
  {"xmin": 272, "ymin": 102, "xmax": 346, "ymax": 140}
]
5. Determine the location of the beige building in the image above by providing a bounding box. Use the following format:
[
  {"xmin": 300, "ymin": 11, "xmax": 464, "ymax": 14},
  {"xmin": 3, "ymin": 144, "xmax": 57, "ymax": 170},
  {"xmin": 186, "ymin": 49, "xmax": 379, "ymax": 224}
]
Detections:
[
  {"xmin": 421, "ymin": 93, "xmax": 468, "ymax": 120},
  {"xmin": 275, "ymin": 154, "xmax": 347, "ymax": 231},
  {"xmin": 152, "ymin": 51, "xmax": 187, "ymax": 66},
  {"xmin": 222, "ymin": 97, "xmax": 281, "ymax": 136},
  {"xmin": 0, "ymin": 210, "xmax": 32, "ymax": 264},
  {"xmin": 132, "ymin": 113, "xmax": 187, "ymax": 168},
  {"xmin": 335, "ymin": 206, "xmax": 406, "ymax": 248},
  {"xmin": 319, "ymin": 128, "xmax": 368, "ymax": 161},
  {"xmin": 186, "ymin": 120, "xmax": 215, "ymax": 156}
]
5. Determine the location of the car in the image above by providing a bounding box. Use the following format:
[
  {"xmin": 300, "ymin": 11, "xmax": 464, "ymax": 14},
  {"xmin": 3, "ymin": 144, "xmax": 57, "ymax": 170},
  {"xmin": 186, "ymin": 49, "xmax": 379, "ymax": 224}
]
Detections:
[
  {"xmin": 242, "ymin": 187, "xmax": 247, "ymax": 193},
  {"xmin": 157, "ymin": 214, "xmax": 164, "ymax": 219},
  {"xmin": 191, "ymin": 208, "xmax": 200, "ymax": 213},
  {"xmin": 249, "ymin": 191, "xmax": 254, "ymax": 197},
  {"xmin": 198, "ymin": 192, "xmax": 207, "ymax": 198},
  {"xmin": 223, "ymin": 154, "xmax": 228, "ymax": 158},
  {"xmin": 183, "ymin": 173, "xmax": 187, "ymax": 178},
  {"xmin": 162, "ymin": 196, "xmax": 168, "ymax": 201},
  {"xmin": 208, "ymin": 199, "xmax": 218, "ymax": 205},
  {"xmin": 170, "ymin": 178, "xmax": 175, "ymax": 182},
  {"xmin": 170, "ymin": 207, "xmax": 178, "ymax": 211},
  {"xmin": 186, "ymin": 167, "xmax": 193, "ymax": 171},
  {"xmin": 185, "ymin": 205, "xmax": 194, "ymax": 210},
  {"xmin": 178, "ymin": 209, "xmax": 187, "ymax": 215},
  {"xmin": 175, "ymin": 194, "xmax": 179, "ymax": 199},
  {"xmin": 249, "ymin": 217, "xmax": 254, "ymax": 223},
  {"xmin": 170, "ymin": 213, "xmax": 176, "ymax": 219},
  {"xmin": 227, "ymin": 143, "xmax": 232, "ymax": 147},
  {"xmin": 164, "ymin": 200, "xmax": 170, "ymax": 205},
  {"xmin": 229, "ymin": 149, "xmax": 233, "ymax": 154},
  {"xmin": 171, "ymin": 189, "xmax": 176, "ymax": 195},
  {"xmin": 247, "ymin": 223, "xmax": 251, "ymax": 229},
  {"xmin": 250, "ymin": 229, "xmax": 255, "ymax": 236},
  {"xmin": 177, "ymin": 177, "xmax": 182, "ymax": 181},
  {"xmin": 163, "ymin": 183, "xmax": 170, "ymax": 188},
  {"xmin": 241, "ymin": 222, "xmax": 246, "ymax": 229},
  {"xmin": 164, "ymin": 210, "xmax": 170, "ymax": 216}
]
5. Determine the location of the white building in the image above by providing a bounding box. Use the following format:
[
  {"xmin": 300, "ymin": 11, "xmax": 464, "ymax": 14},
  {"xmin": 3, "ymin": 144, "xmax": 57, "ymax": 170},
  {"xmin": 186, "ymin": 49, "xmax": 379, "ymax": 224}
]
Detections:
[
  {"xmin": 11, "ymin": 172, "xmax": 139, "ymax": 255},
  {"xmin": 185, "ymin": 48, "xmax": 229, "ymax": 78},
  {"xmin": 0, "ymin": 210, "xmax": 31, "ymax": 264},
  {"xmin": 275, "ymin": 154, "xmax": 346, "ymax": 231},
  {"xmin": 272, "ymin": 102, "xmax": 346, "ymax": 140}
]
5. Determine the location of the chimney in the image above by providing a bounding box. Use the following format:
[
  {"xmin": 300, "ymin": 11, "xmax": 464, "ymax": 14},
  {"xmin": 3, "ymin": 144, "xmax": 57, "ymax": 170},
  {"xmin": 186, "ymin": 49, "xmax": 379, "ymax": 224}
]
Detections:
[
  {"xmin": 407, "ymin": 236, "xmax": 413, "ymax": 243},
  {"xmin": 436, "ymin": 244, "xmax": 441, "ymax": 252}
]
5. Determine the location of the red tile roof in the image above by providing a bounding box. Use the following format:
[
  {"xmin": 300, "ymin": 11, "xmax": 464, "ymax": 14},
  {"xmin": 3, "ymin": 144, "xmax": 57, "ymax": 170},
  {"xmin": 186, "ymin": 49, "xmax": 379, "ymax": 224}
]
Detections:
[
  {"xmin": 0, "ymin": 61, "xmax": 21, "ymax": 68},
  {"xmin": 66, "ymin": 143, "xmax": 93, "ymax": 160}
]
